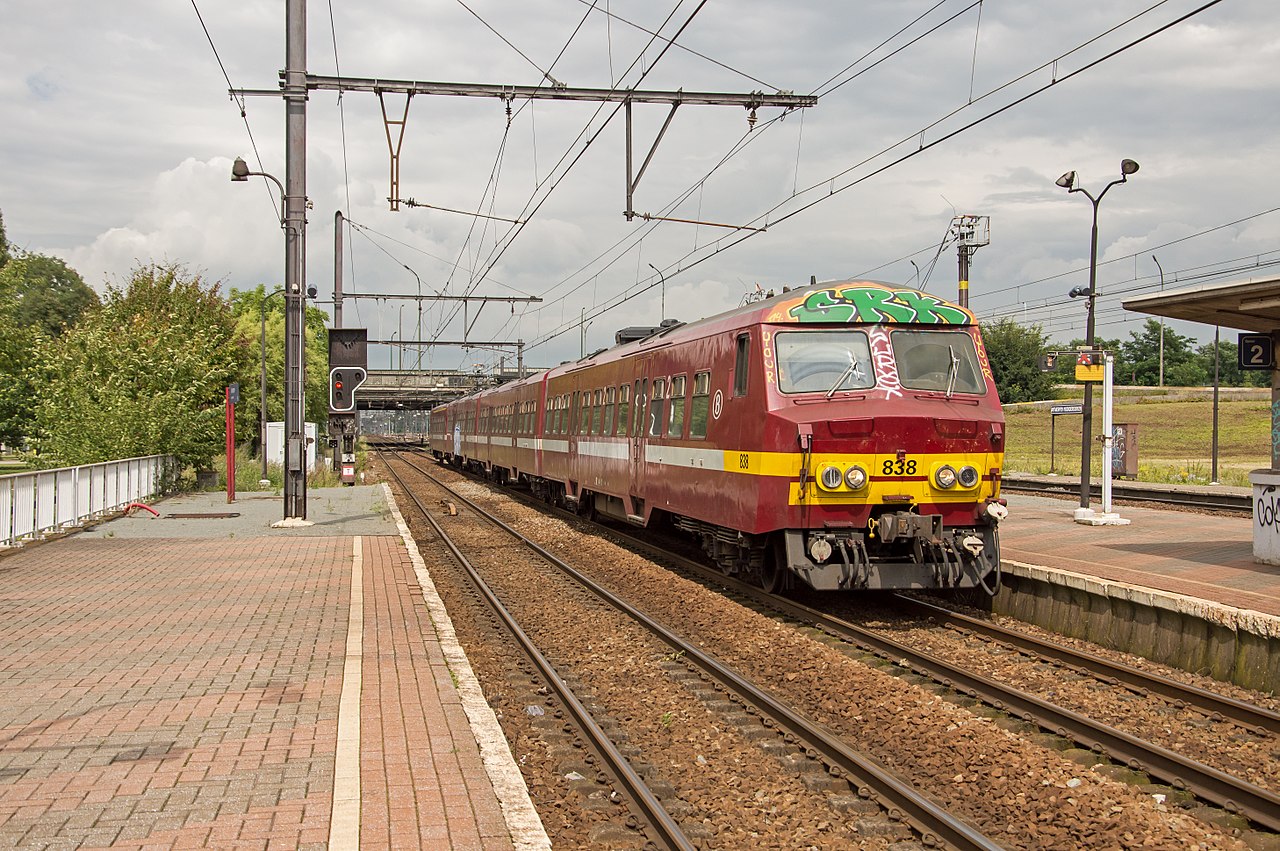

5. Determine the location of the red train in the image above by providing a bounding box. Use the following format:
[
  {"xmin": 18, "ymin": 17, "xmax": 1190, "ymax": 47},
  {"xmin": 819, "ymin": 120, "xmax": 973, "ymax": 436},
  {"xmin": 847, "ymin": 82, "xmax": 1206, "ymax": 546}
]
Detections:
[{"xmin": 429, "ymin": 279, "xmax": 1007, "ymax": 593}]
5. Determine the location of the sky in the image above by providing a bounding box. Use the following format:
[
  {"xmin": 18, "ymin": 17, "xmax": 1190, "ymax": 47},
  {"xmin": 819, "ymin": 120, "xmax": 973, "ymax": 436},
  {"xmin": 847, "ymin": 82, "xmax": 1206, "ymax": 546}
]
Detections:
[{"xmin": 2, "ymin": 0, "xmax": 1278, "ymax": 372}]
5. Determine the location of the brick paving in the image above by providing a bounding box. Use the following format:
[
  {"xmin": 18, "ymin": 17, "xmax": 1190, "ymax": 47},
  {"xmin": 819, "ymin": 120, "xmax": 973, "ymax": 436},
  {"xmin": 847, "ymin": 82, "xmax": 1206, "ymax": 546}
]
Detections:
[
  {"xmin": 1002, "ymin": 493, "xmax": 1280, "ymax": 616},
  {"xmin": 0, "ymin": 524, "xmax": 530, "ymax": 850},
  {"xmin": 360, "ymin": 535, "xmax": 514, "ymax": 851},
  {"xmin": 0, "ymin": 537, "xmax": 345, "ymax": 850}
]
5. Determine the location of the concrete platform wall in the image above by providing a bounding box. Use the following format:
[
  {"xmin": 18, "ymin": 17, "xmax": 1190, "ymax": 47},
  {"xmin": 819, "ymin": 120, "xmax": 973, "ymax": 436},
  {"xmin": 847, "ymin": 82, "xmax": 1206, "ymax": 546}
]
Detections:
[{"xmin": 994, "ymin": 562, "xmax": 1280, "ymax": 694}]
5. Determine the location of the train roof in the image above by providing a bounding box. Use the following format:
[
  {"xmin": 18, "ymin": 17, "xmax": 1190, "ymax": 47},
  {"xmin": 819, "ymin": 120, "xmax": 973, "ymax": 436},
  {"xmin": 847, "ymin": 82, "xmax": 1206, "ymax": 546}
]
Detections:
[
  {"xmin": 565, "ymin": 278, "xmax": 973, "ymax": 363},
  {"xmin": 446, "ymin": 279, "xmax": 976, "ymax": 403}
]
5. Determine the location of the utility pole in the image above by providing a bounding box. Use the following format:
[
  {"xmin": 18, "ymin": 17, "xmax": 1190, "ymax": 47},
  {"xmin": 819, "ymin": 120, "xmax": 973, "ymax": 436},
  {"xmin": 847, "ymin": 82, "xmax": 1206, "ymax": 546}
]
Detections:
[
  {"xmin": 282, "ymin": 0, "xmax": 308, "ymax": 521},
  {"xmin": 951, "ymin": 215, "xmax": 989, "ymax": 309},
  {"xmin": 334, "ymin": 211, "xmax": 344, "ymax": 328}
]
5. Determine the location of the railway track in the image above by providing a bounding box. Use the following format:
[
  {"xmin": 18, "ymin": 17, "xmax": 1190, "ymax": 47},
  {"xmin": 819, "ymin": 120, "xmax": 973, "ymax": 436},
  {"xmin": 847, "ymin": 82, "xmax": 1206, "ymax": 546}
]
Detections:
[
  {"xmin": 380, "ymin": 449, "xmax": 1003, "ymax": 850},
  {"xmin": 592, "ymin": 525, "xmax": 1280, "ymax": 834},
  {"xmin": 1000, "ymin": 474, "xmax": 1252, "ymax": 514},
  {"xmin": 380, "ymin": 452, "xmax": 693, "ymax": 850}
]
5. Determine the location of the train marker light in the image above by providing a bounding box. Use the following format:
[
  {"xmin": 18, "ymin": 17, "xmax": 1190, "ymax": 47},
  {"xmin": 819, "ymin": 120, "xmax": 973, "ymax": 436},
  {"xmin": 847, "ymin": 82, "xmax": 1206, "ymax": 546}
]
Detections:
[
  {"xmin": 934, "ymin": 465, "xmax": 958, "ymax": 489},
  {"xmin": 819, "ymin": 465, "xmax": 843, "ymax": 490},
  {"xmin": 845, "ymin": 465, "xmax": 867, "ymax": 489},
  {"xmin": 958, "ymin": 465, "xmax": 980, "ymax": 488}
]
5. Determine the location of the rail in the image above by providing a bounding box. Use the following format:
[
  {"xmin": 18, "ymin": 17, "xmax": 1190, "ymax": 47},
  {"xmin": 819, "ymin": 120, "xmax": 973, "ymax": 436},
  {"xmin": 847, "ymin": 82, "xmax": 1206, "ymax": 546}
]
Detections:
[
  {"xmin": 387, "ymin": 449, "xmax": 1002, "ymax": 851},
  {"xmin": 1001, "ymin": 473, "xmax": 1251, "ymax": 514},
  {"xmin": 0, "ymin": 455, "xmax": 176, "ymax": 547}
]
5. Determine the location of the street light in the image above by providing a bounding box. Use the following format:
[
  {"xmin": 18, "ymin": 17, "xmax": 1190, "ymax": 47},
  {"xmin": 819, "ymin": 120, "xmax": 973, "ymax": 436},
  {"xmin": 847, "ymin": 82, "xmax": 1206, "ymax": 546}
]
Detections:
[
  {"xmin": 648, "ymin": 263, "xmax": 666, "ymax": 321},
  {"xmin": 1055, "ymin": 158, "xmax": 1140, "ymax": 514},
  {"xmin": 232, "ymin": 155, "xmax": 308, "ymax": 520},
  {"xmin": 403, "ymin": 264, "xmax": 423, "ymax": 370},
  {"xmin": 259, "ymin": 287, "xmax": 286, "ymax": 483}
]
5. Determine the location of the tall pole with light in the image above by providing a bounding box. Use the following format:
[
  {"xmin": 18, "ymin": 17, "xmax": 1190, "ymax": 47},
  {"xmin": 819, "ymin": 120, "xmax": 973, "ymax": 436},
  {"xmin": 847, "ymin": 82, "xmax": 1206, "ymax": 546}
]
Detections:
[
  {"xmin": 1152, "ymin": 255, "xmax": 1166, "ymax": 387},
  {"xmin": 1055, "ymin": 158, "xmax": 1140, "ymax": 515},
  {"xmin": 648, "ymin": 263, "xmax": 666, "ymax": 321},
  {"xmin": 228, "ymin": 0, "xmax": 309, "ymax": 520}
]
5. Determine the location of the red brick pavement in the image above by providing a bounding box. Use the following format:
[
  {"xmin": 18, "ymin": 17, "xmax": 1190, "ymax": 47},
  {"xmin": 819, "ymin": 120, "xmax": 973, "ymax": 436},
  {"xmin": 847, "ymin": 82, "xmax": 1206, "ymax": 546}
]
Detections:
[
  {"xmin": 0, "ymin": 533, "xmax": 524, "ymax": 850},
  {"xmin": 360, "ymin": 535, "xmax": 514, "ymax": 851},
  {"xmin": 1002, "ymin": 495, "xmax": 1280, "ymax": 616},
  {"xmin": 0, "ymin": 537, "xmax": 346, "ymax": 850}
]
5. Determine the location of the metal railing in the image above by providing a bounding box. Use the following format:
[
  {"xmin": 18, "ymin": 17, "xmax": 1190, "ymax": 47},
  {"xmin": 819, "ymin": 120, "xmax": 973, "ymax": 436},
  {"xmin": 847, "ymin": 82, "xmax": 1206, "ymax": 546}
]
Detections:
[{"xmin": 0, "ymin": 455, "xmax": 176, "ymax": 547}]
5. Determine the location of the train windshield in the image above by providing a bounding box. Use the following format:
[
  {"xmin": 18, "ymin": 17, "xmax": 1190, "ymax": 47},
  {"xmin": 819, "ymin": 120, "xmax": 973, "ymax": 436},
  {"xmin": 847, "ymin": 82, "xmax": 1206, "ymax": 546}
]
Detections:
[
  {"xmin": 891, "ymin": 330, "xmax": 987, "ymax": 395},
  {"xmin": 774, "ymin": 330, "xmax": 875, "ymax": 394}
]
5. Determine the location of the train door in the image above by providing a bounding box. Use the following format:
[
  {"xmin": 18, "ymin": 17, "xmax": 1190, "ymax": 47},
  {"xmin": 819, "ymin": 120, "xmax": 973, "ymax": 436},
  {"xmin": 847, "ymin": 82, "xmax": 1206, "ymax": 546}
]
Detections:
[{"xmin": 629, "ymin": 376, "xmax": 648, "ymax": 505}]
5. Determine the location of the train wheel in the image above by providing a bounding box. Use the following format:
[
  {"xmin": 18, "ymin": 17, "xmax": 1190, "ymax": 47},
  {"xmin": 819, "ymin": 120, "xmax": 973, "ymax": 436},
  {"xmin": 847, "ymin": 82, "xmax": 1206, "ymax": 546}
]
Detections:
[{"xmin": 760, "ymin": 537, "xmax": 787, "ymax": 595}]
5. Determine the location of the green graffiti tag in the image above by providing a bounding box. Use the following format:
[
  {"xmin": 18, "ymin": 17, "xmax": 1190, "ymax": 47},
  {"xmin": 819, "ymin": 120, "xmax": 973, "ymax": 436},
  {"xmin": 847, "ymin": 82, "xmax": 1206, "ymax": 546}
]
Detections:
[{"xmin": 787, "ymin": 286, "xmax": 970, "ymax": 325}]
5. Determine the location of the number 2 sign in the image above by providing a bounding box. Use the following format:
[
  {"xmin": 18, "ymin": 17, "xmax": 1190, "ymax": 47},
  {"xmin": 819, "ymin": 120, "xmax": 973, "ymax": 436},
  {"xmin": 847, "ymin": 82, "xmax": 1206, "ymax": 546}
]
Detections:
[{"xmin": 1239, "ymin": 333, "xmax": 1275, "ymax": 371}]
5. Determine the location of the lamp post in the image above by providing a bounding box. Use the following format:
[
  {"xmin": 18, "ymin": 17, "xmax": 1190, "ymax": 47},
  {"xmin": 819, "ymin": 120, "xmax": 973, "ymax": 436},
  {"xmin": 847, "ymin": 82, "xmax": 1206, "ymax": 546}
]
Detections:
[
  {"xmin": 232, "ymin": 155, "xmax": 308, "ymax": 520},
  {"xmin": 403, "ymin": 264, "xmax": 422, "ymax": 370},
  {"xmin": 1152, "ymin": 255, "xmax": 1166, "ymax": 387},
  {"xmin": 259, "ymin": 286, "xmax": 286, "ymax": 483},
  {"xmin": 648, "ymin": 263, "xmax": 666, "ymax": 321},
  {"xmin": 1055, "ymin": 158, "xmax": 1140, "ymax": 513}
]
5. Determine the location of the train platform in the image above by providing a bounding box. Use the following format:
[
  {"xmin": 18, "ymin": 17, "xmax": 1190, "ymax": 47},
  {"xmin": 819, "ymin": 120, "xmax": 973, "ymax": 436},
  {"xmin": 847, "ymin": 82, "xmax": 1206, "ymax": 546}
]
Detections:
[
  {"xmin": 997, "ymin": 484, "xmax": 1279, "ymax": 691},
  {"xmin": 999, "ymin": 481, "xmax": 1272, "ymax": 613},
  {"xmin": 0, "ymin": 486, "xmax": 549, "ymax": 851}
]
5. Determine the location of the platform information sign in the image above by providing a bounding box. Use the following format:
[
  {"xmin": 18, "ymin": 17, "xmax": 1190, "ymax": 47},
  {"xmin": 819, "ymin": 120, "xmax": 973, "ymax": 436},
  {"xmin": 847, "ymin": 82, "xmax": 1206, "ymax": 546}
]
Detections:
[{"xmin": 1050, "ymin": 404, "xmax": 1083, "ymax": 416}]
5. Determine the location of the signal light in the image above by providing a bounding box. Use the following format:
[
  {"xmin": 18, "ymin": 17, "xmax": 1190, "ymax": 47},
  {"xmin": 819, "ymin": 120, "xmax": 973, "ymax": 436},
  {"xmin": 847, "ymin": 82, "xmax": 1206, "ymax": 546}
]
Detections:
[{"xmin": 329, "ymin": 366, "xmax": 367, "ymax": 413}]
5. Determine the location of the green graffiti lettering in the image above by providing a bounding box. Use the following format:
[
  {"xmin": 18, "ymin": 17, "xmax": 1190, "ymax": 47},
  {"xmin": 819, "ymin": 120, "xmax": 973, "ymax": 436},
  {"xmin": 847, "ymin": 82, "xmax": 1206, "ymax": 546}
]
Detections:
[
  {"xmin": 786, "ymin": 285, "xmax": 969, "ymax": 324},
  {"xmin": 892, "ymin": 291, "xmax": 970, "ymax": 324},
  {"xmin": 788, "ymin": 289, "xmax": 856, "ymax": 322},
  {"xmin": 846, "ymin": 288, "xmax": 916, "ymax": 323}
]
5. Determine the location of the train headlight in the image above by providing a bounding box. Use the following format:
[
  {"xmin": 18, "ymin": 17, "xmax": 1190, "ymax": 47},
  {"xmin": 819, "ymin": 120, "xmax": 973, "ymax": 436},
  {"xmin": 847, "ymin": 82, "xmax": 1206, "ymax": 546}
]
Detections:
[
  {"xmin": 934, "ymin": 465, "xmax": 958, "ymax": 489},
  {"xmin": 958, "ymin": 465, "xmax": 980, "ymax": 488},
  {"xmin": 819, "ymin": 465, "xmax": 844, "ymax": 490},
  {"xmin": 844, "ymin": 465, "xmax": 867, "ymax": 489}
]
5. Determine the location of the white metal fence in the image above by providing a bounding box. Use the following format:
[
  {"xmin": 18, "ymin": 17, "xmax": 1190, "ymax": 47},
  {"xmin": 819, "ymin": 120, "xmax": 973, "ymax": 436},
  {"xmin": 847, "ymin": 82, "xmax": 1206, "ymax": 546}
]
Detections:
[{"xmin": 0, "ymin": 455, "xmax": 176, "ymax": 547}]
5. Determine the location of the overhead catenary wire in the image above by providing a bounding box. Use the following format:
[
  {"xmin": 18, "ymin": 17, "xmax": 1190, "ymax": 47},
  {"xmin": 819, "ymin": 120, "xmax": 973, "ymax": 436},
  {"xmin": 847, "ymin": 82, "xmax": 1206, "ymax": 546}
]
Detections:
[
  {"xmin": 190, "ymin": 0, "xmax": 277, "ymax": 221},
  {"xmin": 518, "ymin": 0, "xmax": 1228, "ymax": 356}
]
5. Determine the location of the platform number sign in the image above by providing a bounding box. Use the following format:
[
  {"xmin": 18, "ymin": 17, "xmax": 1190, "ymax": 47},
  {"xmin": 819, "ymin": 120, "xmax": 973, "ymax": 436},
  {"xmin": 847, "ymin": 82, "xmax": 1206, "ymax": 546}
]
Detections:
[{"xmin": 1238, "ymin": 333, "xmax": 1275, "ymax": 371}]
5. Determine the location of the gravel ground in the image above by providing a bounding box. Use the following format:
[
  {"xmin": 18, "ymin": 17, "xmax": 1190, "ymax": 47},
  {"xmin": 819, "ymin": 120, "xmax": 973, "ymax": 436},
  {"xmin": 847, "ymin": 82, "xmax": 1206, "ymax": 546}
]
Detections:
[{"xmin": 379, "ymin": 456, "xmax": 1256, "ymax": 849}]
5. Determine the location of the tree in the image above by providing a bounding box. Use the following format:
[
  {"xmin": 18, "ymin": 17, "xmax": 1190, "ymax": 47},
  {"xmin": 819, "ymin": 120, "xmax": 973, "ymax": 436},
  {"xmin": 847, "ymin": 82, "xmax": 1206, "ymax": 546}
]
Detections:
[
  {"xmin": 28, "ymin": 263, "xmax": 250, "ymax": 468},
  {"xmin": 0, "ymin": 252, "xmax": 99, "ymax": 337},
  {"xmin": 228, "ymin": 285, "xmax": 331, "ymax": 447},
  {"xmin": 0, "ymin": 298, "xmax": 40, "ymax": 446},
  {"xmin": 0, "ymin": 210, "xmax": 10, "ymax": 269},
  {"xmin": 979, "ymin": 318, "xmax": 1057, "ymax": 403},
  {"xmin": 1121, "ymin": 318, "xmax": 1204, "ymax": 386}
]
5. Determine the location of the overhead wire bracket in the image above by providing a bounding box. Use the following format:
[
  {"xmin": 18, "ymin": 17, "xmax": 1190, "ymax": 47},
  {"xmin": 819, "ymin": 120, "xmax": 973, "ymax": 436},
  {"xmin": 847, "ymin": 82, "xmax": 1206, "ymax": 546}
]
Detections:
[{"xmin": 378, "ymin": 90, "xmax": 412, "ymax": 211}]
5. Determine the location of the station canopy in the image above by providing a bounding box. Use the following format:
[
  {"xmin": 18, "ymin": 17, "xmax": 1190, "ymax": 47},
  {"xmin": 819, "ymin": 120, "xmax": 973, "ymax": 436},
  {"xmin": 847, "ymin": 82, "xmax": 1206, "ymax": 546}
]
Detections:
[{"xmin": 1122, "ymin": 274, "xmax": 1280, "ymax": 332}]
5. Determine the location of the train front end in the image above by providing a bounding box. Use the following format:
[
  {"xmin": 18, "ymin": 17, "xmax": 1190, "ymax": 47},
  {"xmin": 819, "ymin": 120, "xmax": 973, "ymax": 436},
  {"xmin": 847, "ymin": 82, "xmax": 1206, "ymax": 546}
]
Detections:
[{"xmin": 757, "ymin": 281, "xmax": 1006, "ymax": 592}]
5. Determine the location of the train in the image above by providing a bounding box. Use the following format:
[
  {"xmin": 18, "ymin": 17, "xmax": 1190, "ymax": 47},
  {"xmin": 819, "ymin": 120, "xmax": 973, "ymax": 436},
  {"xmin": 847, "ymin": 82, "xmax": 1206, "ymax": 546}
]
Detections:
[{"xmin": 428, "ymin": 279, "xmax": 1007, "ymax": 593}]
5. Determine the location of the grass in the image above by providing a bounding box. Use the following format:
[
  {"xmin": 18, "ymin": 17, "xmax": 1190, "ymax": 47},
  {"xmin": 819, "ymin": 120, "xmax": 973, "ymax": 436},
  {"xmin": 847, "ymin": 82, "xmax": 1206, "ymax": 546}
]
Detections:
[{"xmin": 1002, "ymin": 396, "xmax": 1270, "ymax": 488}]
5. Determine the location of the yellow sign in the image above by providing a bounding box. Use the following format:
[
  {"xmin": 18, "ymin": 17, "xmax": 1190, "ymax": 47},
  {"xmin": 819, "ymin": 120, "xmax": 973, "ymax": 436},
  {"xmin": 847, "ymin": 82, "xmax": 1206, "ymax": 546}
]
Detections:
[{"xmin": 1074, "ymin": 351, "xmax": 1104, "ymax": 382}]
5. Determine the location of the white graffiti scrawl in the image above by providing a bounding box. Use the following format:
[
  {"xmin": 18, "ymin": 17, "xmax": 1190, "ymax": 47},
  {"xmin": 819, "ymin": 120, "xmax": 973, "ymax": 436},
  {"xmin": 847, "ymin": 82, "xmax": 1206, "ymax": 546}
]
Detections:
[{"xmin": 868, "ymin": 328, "xmax": 903, "ymax": 400}]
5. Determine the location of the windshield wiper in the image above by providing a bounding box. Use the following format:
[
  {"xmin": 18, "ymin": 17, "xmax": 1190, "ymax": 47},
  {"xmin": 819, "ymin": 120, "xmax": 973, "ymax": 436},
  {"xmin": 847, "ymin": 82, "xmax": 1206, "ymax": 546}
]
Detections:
[
  {"xmin": 945, "ymin": 345, "xmax": 960, "ymax": 398},
  {"xmin": 825, "ymin": 357, "xmax": 865, "ymax": 398}
]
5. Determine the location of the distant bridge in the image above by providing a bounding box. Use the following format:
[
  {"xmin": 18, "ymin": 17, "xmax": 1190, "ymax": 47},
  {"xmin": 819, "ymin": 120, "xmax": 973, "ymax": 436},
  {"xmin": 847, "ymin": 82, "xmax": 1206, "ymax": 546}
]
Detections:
[{"xmin": 355, "ymin": 368, "xmax": 539, "ymax": 410}]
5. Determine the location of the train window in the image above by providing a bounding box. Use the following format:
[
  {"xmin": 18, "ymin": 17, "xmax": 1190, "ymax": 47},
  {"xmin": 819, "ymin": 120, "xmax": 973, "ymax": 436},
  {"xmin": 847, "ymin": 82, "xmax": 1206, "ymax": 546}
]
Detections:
[
  {"xmin": 892, "ymin": 330, "xmax": 987, "ymax": 395},
  {"xmin": 668, "ymin": 375, "xmax": 687, "ymax": 438},
  {"xmin": 775, "ymin": 330, "xmax": 875, "ymax": 395},
  {"xmin": 617, "ymin": 385, "xmax": 630, "ymax": 435},
  {"xmin": 648, "ymin": 378, "xmax": 667, "ymax": 437},
  {"xmin": 632, "ymin": 379, "xmax": 647, "ymax": 437},
  {"xmin": 604, "ymin": 387, "xmax": 616, "ymax": 435},
  {"xmin": 734, "ymin": 334, "xmax": 750, "ymax": 397},
  {"xmin": 690, "ymin": 371, "xmax": 711, "ymax": 438}
]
